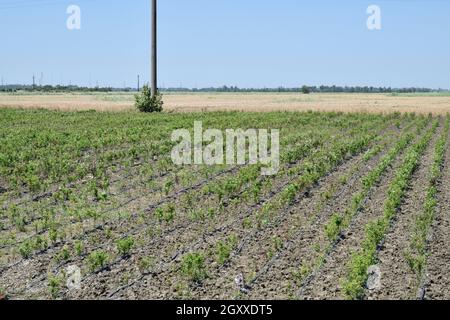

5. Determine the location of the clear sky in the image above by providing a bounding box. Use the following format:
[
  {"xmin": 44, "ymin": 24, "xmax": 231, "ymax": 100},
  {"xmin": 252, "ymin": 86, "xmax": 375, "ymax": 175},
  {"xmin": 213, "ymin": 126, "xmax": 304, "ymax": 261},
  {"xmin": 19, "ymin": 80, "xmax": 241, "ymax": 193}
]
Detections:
[{"xmin": 1, "ymin": 0, "xmax": 449, "ymax": 89}]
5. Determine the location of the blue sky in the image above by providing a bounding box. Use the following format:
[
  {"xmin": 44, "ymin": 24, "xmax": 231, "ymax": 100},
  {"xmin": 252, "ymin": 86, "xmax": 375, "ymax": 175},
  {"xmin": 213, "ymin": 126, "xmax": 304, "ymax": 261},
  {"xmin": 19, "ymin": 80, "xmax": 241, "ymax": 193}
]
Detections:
[{"xmin": 1, "ymin": 0, "xmax": 449, "ymax": 89}]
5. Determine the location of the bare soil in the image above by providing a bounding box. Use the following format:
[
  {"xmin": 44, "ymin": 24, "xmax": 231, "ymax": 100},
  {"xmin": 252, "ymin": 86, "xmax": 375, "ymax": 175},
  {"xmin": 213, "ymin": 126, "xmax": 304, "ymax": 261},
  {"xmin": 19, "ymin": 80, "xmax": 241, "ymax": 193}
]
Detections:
[
  {"xmin": 423, "ymin": 128, "xmax": 450, "ymax": 300},
  {"xmin": 365, "ymin": 122, "xmax": 443, "ymax": 300}
]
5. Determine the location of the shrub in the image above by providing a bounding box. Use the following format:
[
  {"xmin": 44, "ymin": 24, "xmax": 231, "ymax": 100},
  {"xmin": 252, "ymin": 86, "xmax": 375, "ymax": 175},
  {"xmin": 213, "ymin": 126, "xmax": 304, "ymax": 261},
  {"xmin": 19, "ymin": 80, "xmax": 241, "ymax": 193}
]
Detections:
[
  {"xmin": 135, "ymin": 85, "xmax": 163, "ymax": 113},
  {"xmin": 87, "ymin": 250, "xmax": 109, "ymax": 272},
  {"xmin": 117, "ymin": 237, "xmax": 134, "ymax": 257},
  {"xmin": 215, "ymin": 235, "xmax": 238, "ymax": 265},
  {"xmin": 19, "ymin": 240, "xmax": 33, "ymax": 259},
  {"xmin": 216, "ymin": 241, "xmax": 232, "ymax": 265},
  {"xmin": 34, "ymin": 236, "xmax": 48, "ymax": 251},
  {"xmin": 155, "ymin": 204, "xmax": 176, "ymax": 223},
  {"xmin": 48, "ymin": 275, "xmax": 62, "ymax": 299},
  {"xmin": 181, "ymin": 252, "xmax": 207, "ymax": 282},
  {"xmin": 14, "ymin": 215, "xmax": 26, "ymax": 232},
  {"xmin": 56, "ymin": 245, "xmax": 71, "ymax": 262}
]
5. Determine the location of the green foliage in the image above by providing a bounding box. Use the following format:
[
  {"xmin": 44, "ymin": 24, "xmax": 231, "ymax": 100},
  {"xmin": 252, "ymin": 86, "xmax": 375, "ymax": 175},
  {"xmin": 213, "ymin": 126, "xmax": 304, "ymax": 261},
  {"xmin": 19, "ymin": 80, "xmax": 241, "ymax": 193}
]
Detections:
[
  {"xmin": 13, "ymin": 214, "xmax": 26, "ymax": 232},
  {"xmin": 281, "ymin": 184, "xmax": 299, "ymax": 205},
  {"xmin": 48, "ymin": 275, "xmax": 62, "ymax": 300},
  {"xmin": 49, "ymin": 226, "xmax": 58, "ymax": 244},
  {"xmin": 0, "ymin": 108, "xmax": 420, "ymax": 299},
  {"xmin": 272, "ymin": 236, "xmax": 283, "ymax": 252},
  {"xmin": 135, "ymin": 85, "xmax": 163, "ymax": 113},
  {"xmin": 19, "ymin": 240, "xmax": 33, "ymax": 259},
  {"xmin": 87, "ymin": 250, "xmax": 109, "ymax": 272},
  {"xmin": 116, "ymin": 237, "xmax": 134, "ymax": 257},
  {"xmin": 74, "ymin": 240, "xmax": 84, "ymax": 256},
  {"xmin": 138, "ymin": 256, "xmax": 154, "ymax": 274},
  {"xmin": 33, "ymin": 235, "xmax": 48, "ymax": 251},
  {"xmin": 56, "ymin": 245, "xmax": 71, "ymax": 262},
  {"xmin": 292, "ymin": 263, "xmax": 311, "ymax": 285},
  {"xmin": 325, "ymin": 213, "xmax": 343, "ymax": 241},
  {"xmin": 155, "ymin": 204, "xmax": 176, "ymax": 223},
  {"xmin": 215, "ymin": 235, "xmax": 238, "ymax": 265},
  {"xmin": 267, "ymin": 236, "xmax": 283, "ymax": 259},
  {"xmin": 404, "ymin": 118, "xmax": 449, "ymax": 280},
  {"xmin": 181, "ymin": 252, "xmax": 208, "ymax": 282},
  {"xmin": 343, "ymin": 120, "xmax": 438, "ymax": 300},
  {"xmin": 189, "ymin": 209, "xmax": 205, "ymax": 221}
]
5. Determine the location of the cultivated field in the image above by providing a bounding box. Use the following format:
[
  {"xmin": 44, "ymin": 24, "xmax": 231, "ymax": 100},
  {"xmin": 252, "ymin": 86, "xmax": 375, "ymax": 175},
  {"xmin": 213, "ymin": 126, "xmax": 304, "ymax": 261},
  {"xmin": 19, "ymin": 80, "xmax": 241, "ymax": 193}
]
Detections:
[
  {"xmin": 1, "ymin": 91, "xmax": 450, "ymax": 114},
  {"xmin": 1, "ymin": 108, "xmax": 450, "ymax": 300}
]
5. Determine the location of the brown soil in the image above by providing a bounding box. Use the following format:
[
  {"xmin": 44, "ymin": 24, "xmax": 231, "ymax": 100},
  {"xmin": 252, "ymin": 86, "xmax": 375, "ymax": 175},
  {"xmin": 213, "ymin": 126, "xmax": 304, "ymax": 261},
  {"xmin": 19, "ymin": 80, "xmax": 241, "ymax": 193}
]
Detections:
[
  {"xmin": 365, "ymin": 121, "xmax": 443, "ymax": 300},
  {"xmin": 298, "ymin": 126, "xmax": 429, "ymax": 300},
  {"xmin": 423, "ymin": 127, "xmax": 450, "ymax": 300},
  {"xmin": 4, "ymin": 114, "xmax": 450, "ymax": 300},
  {"xmin": 199, "ymin": 125, "xmax": 405, "ymax": 300}
]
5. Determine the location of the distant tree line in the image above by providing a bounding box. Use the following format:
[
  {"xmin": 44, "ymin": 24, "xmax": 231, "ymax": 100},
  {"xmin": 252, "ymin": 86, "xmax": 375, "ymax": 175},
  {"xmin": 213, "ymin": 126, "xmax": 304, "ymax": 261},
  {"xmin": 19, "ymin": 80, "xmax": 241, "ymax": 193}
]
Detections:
[
  {"xmin": 162, "ymin": 85, "xmax": 445, "ymax": 94},
  {"xmin": 0, "ymin": 84, "xmax": 115, "ymax": 93},
  {"xmin": 0, "ymin": 84, "xmax": 447, "ymax": 94}
]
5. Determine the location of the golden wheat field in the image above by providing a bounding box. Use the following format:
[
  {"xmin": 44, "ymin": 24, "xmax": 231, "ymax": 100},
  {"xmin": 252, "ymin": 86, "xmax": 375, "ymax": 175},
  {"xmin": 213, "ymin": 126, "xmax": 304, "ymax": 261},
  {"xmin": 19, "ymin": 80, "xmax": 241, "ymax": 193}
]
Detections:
[{"xmin": 1, "ymin": 92, "xmax": 450, "ymax": 114}]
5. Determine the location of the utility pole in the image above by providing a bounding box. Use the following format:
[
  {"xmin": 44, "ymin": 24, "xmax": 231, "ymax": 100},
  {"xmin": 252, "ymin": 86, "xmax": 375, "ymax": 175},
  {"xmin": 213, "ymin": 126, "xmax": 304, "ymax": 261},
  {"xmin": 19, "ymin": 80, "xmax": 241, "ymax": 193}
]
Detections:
[
  {"xmin": 137, "ymin": 75, "xmax": 140, "ymax": 92},
  {"xmin": 151, "ymin": 0, "xmax": 157, "ymax": 97},
  {"xmin": 32, "ymin": 74, "xmax": 36, "ymax": 89}
]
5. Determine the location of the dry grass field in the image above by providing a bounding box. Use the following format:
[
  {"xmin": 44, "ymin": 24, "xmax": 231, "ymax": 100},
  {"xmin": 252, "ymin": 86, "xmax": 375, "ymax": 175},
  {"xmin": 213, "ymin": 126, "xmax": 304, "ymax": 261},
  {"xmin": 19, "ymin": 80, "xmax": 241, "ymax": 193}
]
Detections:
[{"xmin": 1, "ymin": 92, "xmax": 450, "ymax": 114}]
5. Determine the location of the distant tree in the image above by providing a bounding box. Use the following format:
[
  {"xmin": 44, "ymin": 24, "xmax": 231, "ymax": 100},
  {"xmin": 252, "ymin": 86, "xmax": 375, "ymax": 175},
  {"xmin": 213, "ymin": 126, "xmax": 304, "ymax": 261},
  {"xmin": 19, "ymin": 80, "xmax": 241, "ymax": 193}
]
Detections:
[{"xmin": 301, "ymin": 85, "xmax": 311, "ymax": 94}]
